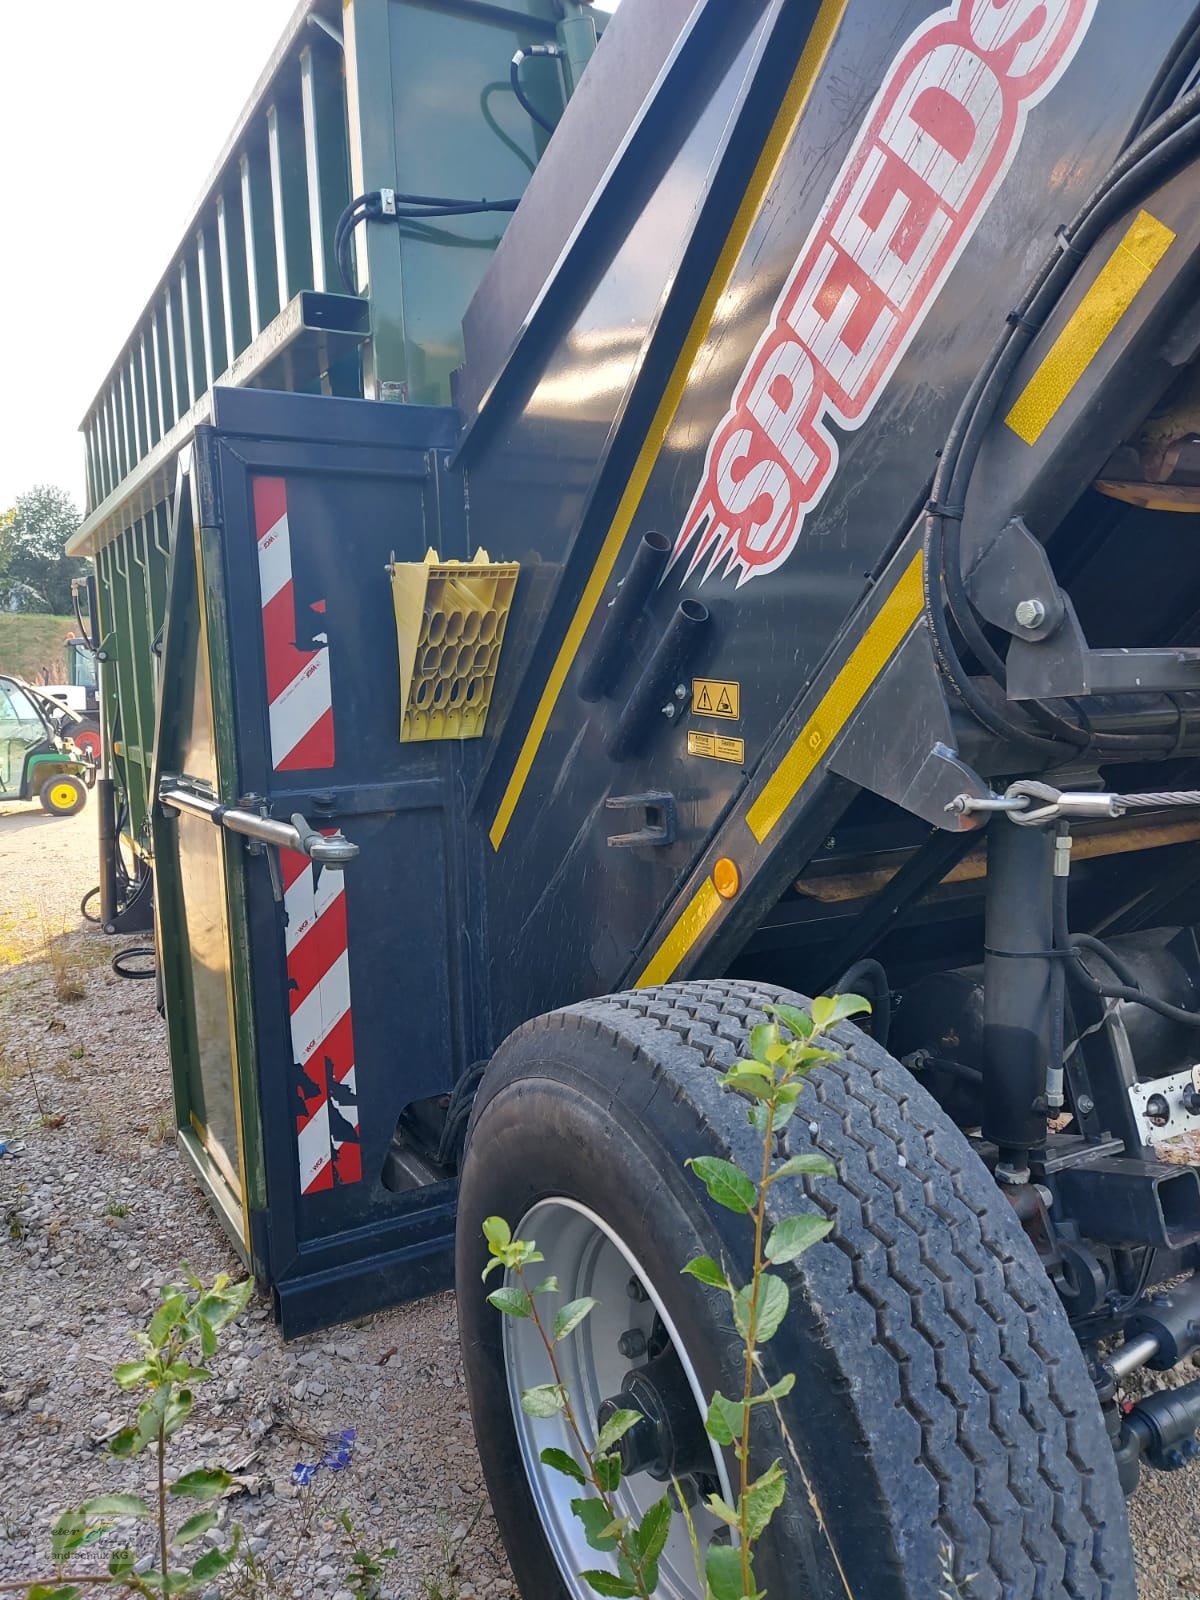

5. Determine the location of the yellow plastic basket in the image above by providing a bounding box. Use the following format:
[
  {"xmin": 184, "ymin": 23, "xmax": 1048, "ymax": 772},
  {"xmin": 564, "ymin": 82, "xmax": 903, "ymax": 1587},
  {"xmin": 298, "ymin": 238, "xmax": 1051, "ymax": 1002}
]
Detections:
[{"xmin": 390, "ymin": 549, "xmax": 519, "ymax": 741}]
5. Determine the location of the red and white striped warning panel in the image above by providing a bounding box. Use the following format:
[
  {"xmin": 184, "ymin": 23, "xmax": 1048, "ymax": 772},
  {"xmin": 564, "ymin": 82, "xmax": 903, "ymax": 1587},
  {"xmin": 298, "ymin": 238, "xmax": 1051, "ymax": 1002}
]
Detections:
[
  {"xmin": 254, "ymin": 478, "xmax": 357, "ymax": 1195},
  {"xmin": 253, "ymin": 476, "xmax": 335, "ymax": 772},
  {"xmin": 282, "ymin": 844, "xmax": 362, "ymax": 1194}
]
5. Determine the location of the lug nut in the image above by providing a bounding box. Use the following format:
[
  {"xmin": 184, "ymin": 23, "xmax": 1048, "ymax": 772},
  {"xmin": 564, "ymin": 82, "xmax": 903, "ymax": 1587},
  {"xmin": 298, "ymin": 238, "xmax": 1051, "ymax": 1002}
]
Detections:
[
  {"xmin": 618, "ymin": 1328, "xmax": 647, "ymax": 1359},
  {"xmin": 626, "ymin": 1276, "xmax": 649, "ymax": 1303},
  {"xmin": 1014, "ymin": 598, "xmax": 1046, "ymax": 629}
]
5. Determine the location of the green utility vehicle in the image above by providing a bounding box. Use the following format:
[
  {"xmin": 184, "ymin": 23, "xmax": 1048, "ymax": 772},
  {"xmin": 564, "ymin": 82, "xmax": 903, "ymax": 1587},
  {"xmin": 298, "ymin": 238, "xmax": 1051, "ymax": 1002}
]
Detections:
[{"xmin": 0, "ymin": 673, "xmax": 92, "ymax": 816}]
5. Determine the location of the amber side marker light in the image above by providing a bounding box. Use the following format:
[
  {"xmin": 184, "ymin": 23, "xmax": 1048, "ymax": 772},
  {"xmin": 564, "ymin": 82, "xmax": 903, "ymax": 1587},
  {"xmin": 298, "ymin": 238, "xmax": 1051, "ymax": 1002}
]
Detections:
[{"xmin": 713, "ymin": 858, "xmax": 740, "ymax": 899}]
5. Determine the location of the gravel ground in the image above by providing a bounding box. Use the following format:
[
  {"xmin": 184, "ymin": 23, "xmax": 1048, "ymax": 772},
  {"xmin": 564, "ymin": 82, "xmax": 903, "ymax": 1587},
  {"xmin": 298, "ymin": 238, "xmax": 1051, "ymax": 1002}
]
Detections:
[
  {"xmin": 0, "ymin": 802, "xmax": 1198, "ymax": 1598},
  {"xmin": 0, "ymin": 802, "xmax": 513, "ymax": 1600}
]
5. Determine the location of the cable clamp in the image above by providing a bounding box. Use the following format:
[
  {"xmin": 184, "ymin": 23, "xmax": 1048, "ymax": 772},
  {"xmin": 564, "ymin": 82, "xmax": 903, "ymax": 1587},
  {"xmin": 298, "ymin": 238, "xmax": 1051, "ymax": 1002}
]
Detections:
[
  {"xmin": 378, "ymin": 188, "xmax": 396, "ymax": 217},
  {"xmin": 1005, "ymin": 780, "xmax": 1125, "ymax": 826},
  {"xmin": 984, "ymin": 946, "xmax": 1066, "ymax": 960},
  {"xmin": 925, "ymin": 497, "xmax": 965, "ymax": 521},
  {"xmin": 1053, "ymin": 224, "xmax": 1085, "ymax": 260}
]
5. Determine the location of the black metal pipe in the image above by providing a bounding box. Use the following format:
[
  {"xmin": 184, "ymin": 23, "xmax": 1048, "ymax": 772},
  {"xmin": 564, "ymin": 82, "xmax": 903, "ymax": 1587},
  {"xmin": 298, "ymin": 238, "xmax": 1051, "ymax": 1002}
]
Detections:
[
  {"xmin": 812, "ymin": 827, "xmax": 977, "ymax": 991},
  {"xmin": 1117, "ymin": 1373, "xmax": 1200, "ymax": 1488},
  {"xmin": 607, "ymin": 600, "xmax": 709, "ymax": 762},
  {"xmin": 578, "ymin": 531, "xmax": 671, "ymax": 702},
  {"xmin": 983, "ymin": 818, "xmax": 1054, "ymax": 1170},
  {"xmin": 97, "ymin": 776, "xmax": 119, "ymax": 932}
]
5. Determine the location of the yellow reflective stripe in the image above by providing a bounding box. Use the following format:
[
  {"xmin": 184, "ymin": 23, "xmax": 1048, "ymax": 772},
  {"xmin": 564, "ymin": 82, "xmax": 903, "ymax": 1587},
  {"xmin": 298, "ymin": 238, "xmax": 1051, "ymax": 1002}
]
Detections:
[
  {"xmin": 488, "ymin": 0, "xmax": 851, "ymax": 852},
  {"xmin": 635, "ymin": 876, "xmax": 722, "ymax": 988},
  {"xmin": 746, "ymin": 550, "xmax": 925, "ymax": 844},
  {"xmin": 1005, "ymin": 209, "xmax": 1175, "ymax": 446}
]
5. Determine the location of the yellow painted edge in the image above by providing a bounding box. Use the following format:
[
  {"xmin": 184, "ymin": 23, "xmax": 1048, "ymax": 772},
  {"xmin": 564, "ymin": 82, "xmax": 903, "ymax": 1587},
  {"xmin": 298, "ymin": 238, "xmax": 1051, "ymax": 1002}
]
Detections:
[
  {"xmin": 633, "ymin": 548, "xmax": 924, "ymax": 987},
  {"xmin": 1005, "ymin": 210, "xmax": 1175, "ymax": 446},
  {"xmin": 746, "ymin": 550, "xmax": 926, "ymax": 843},
  {"xmin": 489, "ymin": 0, "xmax": 851, "ymax": 851},
  {"xmin": 635, "ymin": 876, "xmax": 723, "ymax": 988},
  {"xmin": 194, "ymin": 521, "xmax": 254, "ymax": 1254}
]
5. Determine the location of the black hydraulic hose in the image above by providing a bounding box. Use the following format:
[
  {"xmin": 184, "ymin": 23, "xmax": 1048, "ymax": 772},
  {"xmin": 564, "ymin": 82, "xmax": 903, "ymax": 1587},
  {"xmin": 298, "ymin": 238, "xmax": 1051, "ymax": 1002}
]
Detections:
[
  {"xmin": 510, "ymin": 50, "xmax": 556, "ymax": 134},
  {"xmin": 924, "ymin": 91, "xmax": 1200, "ymax": 759},
  {"xmin": 1071, "ymin": 973, "xmax": 1200, "ymax": 1030},
  {"xmin": 1071, "ymin": 932, "xmax": 1144, "ymax": 993},
  {"xmin": 932, "ymin": 97, "xmax": 1200, "ymax": 576},
  {"xmin": 1053, "ymin": 893, "xmax": 1200, "ymax": 1029},
  {"xmin": 1125, "ymin": 11, "xmax": 1200, "ymax": 148},
  {"xmin": 112, "ymin": 946, "xmax": 155, "ymax": 981},
  {"xmin": 830, "ymin": 958, "xmax": 892, "ymax": 1049},
  {"xmin": 334, "ymin": 190, "xmax": 520, "ymax": 296},
  {"xmin": 1049, "ymin": 851, "xmax": 1068, "ymax": 1104},
  {"xmin": 1137, "ymin": 42, "xmax": 1200, "ymax": 141},
  {"xmin": 922, "ymin": 556, "xmax": 1069, "ymax": 756},
  {"xmin": 334, "ymin": 202, "xmax": 371, "ymax": 295},
  {"xmin": 71, "ymin": 588, "xmax": 98, "ymax": 656}
]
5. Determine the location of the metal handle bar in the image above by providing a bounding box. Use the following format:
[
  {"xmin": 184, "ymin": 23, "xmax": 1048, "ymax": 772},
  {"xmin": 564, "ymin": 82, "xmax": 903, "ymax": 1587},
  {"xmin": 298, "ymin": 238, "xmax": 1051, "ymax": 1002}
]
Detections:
[{"xmin": 159, "ymin": 784, "xmax": 358, "ymax": 868}]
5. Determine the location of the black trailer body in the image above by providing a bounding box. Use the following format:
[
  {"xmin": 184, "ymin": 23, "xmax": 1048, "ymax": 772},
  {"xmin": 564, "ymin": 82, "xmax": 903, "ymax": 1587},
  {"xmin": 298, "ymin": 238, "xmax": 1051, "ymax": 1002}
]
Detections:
[{"xmin": 69, "ymin": 0, "xmax": 1200, "ymax": 1592}]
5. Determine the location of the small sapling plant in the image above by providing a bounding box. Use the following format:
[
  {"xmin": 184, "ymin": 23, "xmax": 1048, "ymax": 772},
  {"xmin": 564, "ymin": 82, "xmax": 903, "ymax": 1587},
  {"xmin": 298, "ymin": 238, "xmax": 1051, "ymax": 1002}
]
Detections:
[
  {"xmin": 482, "ymin": 1219, "xmax": 672, "ymax": 1598},
  {"xmin": 484, "ymin": 992, "xmax": 867, "ymax": 1599},
  {"xmin": 680, "ymin": 993, "xmax": 865, "ymax": 1599},
  {"xmin": 335, "ymin": 1512, "xmax": 397, "ymax": 1600},
  {"xmin": 6, "ymin": 1265, "xmax": 252, "ymax": 1598}
]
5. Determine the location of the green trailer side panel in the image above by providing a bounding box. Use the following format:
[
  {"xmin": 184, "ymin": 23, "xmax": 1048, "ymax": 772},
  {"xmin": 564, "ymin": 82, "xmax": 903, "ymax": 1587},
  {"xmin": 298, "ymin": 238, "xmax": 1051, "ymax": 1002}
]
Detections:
[
  {"xmin": 151, "ymin": 489, "xmax": 268, "ymax": 1262},
  {"xmin": 344, "ymin": 0, "xmax": 559, "ymax": 402}
]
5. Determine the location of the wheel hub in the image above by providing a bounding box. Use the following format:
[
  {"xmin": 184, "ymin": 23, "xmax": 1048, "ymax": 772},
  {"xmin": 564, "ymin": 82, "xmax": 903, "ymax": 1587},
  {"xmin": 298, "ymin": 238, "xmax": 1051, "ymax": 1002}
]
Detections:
[
  {"xmin": 501, "ymin": 1196, "xmax": 731, "ymax": 1600},
  {"xmin": 597, "ymin": 1346, "xmax": 714, "ymax": 1481}
]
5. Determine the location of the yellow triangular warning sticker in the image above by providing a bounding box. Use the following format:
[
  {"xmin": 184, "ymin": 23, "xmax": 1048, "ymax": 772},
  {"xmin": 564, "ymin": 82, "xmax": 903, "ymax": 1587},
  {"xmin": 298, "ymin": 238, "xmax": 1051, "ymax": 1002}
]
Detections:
[{"xmin": 692, "ymin": 677, "xmax": 740, "ymax": 719}]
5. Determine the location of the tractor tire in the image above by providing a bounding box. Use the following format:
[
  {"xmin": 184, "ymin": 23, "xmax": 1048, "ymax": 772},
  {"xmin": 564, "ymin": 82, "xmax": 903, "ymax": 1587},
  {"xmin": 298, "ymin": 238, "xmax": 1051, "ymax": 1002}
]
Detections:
[
  {"xmin": 73, "ymin": 730, "xmax": 101, "ymax": 765},
  {"xmin": 456, "ymin": 978, "xmax": 1134, "ymax": 1600},
  {"xmin": 39, "ymin": 773, "xmax": 87, "ymax": 817}
]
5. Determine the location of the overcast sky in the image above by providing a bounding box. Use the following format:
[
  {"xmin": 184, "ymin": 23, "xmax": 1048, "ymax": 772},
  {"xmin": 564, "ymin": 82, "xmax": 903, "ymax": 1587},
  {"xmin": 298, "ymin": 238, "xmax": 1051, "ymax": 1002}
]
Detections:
[
  {"xmin": 0, "ymin": 1, "xmax": 616, "ymax": 520},
  {"xmin": 0, "ymin": 2, "xmax": 302, "ymax": 515}
]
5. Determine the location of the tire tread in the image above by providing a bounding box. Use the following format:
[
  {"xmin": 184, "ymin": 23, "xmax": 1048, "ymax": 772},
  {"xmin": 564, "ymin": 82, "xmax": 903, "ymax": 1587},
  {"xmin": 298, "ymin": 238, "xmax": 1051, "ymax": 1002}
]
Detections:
[{"xmin": 525, "ymin": 978, "xmax": 1135, "ymax": 1600}]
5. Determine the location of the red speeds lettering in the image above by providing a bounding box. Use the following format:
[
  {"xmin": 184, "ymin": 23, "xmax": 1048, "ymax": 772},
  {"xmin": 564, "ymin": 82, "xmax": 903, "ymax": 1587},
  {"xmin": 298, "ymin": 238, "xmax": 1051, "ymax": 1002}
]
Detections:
[{"xmin": 671, "ymin": 0, "xmax": 1096, "ymax": 587}]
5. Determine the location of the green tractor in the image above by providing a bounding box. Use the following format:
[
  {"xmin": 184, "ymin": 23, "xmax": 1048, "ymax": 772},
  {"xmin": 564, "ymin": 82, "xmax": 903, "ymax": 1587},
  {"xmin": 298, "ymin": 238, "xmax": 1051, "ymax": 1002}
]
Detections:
[{"xmin": 0, "ymin": 672, "xmax": 93, "ymax": 817}]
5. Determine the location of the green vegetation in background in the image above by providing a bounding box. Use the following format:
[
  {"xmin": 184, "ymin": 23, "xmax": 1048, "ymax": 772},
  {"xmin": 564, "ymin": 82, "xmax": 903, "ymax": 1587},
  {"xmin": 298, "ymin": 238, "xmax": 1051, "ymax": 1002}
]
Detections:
[
  {"xmin": 1, "ymin": 484, "xmax": 85, "ymax": 615},
  {"xmin": 0, "ymin": 612, "xmax": 78, "ymax": 684}
]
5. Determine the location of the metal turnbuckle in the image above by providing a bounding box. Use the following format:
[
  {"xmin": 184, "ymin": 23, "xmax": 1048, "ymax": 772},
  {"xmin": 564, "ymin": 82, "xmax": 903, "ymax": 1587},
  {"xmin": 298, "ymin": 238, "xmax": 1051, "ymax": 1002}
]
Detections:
[{"xmin": 159, "ymin": 783, "xmax": 359, "ymax": 868}]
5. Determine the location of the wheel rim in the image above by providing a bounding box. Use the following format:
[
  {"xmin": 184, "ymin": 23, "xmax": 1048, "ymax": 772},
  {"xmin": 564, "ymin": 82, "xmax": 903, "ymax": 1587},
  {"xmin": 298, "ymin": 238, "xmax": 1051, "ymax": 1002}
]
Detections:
[
  {"xmin": 503, "ymin": 1197, "xmax": 731, "ymax": 1599},
  {"xmin": 48, "ymin": 782, "xmax": 77, "ymax": 811}
]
